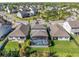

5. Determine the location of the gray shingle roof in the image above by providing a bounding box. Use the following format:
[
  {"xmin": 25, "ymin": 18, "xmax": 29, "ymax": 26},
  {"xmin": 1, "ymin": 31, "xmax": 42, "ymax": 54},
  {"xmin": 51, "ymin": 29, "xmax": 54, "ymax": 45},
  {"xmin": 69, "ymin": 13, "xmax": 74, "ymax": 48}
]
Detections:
[
  {"xmin": 50, "ymin": 24, "xmax": 70, "ymax": 37},
  {"xmin": 68, "ymin": 20, "xmax": 79, "ymax": 28},
  {"xmin": 9, "ymin": 23, "xmax": 29, "ymax": 37},
  {"xmin": 31, "ymin": 30, "xmax": 48, "ymax": 39},
  {"xmin": 31, "ymin": 24, "xmax": 46, "ymax": 30}
]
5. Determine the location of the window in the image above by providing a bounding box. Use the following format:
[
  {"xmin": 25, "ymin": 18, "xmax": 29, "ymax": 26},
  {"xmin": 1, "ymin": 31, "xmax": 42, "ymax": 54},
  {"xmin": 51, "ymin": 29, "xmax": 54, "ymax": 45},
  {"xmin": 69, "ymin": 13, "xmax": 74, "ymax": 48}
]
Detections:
[{"xmin": 20, "ymin": 37, "xmax": 25, "ymax": 39}]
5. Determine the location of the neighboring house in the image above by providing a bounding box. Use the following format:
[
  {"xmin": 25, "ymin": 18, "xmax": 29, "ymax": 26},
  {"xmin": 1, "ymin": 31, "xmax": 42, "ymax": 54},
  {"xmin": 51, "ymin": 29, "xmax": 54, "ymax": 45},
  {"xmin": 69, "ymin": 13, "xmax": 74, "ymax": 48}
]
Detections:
[
  {"xmin": 11, "ymin": 7, "xmax": 18, "ymax": 13},
  {"xmin": 66, "ymin": 15, "xmax": 77, "ymax": 21},
  {"xmin": 29, "ymin": 7, "xmax": 38, "ymax": 16},
  {"xmin": 17, "ymin": 7, "xmax": 37, "ymax": 18},
  {"xmin": 63, "ymin": 21, "xmax": 79, "ymax": 35},
  {"xmin": 30, "ymin": 30, "xmax": 48, "ymax": 47},
  {"xmin": 17, "ymin": 11, "xmax": 30, "ymax": 18},
  {"xmin": 50, "ymin": 24, "xmax": 70, "ymax": 40},
  {"xmin": 0, "ymin": 15, "xmax": 12, "ymax": 27},
  {"xmin": 0, "ymin": 25, "xmax": 12, "ymax": 39},
  {"xmin": 30, "ymin": 20, "xmax": 48, "ymax": 47},
  {"xmin": 5, "ymin": 6, "xmax": 17, "ymax": 13},
  {"xmin": 8, "ymin": 23, "xmax": 29, "ymax": 42},
  {"xmin": 48, "ymin": 20, "xmax": 65, "ymax": 26},
  {"xmin": 16, "ymin": 21, "xmax": 29, "ymax": 25}
]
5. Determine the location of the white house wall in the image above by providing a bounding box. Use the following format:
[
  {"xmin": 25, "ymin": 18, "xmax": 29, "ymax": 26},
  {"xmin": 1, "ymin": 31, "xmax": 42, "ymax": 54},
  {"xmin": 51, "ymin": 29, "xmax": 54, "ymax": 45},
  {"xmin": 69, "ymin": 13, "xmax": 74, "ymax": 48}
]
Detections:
[
  {"xmin": 8, "ymin": 37, "xmax": 26, "ymax": 41},
  {"xmin": 17, "ymin": 12, "xmax": 22, "ymax": 18},
  {"xmin": 51, "ymin": 36, "xmax": 70, "ymax": 40},
  {"xmin": 58, "ymin": 37, "xmax": 70, "ymax": 40}
]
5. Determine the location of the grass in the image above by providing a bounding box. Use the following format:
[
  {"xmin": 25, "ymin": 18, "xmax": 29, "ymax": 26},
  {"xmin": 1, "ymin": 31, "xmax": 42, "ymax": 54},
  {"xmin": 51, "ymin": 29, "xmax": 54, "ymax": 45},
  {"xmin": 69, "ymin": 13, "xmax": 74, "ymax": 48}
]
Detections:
[
  {"xmin": 31, "ymin": 47, "xmax": 50, "ymax": 52},
  {"xmin": 30, "ymin": 40, "xmax": 79, "ymax": 57},
  {"xmin": 50, "ymin": 40, "xmax": 79, "ymax": 57},
  {"xmin": 4, "ymin": 41, "xmax": 20, "ymax": 52}
]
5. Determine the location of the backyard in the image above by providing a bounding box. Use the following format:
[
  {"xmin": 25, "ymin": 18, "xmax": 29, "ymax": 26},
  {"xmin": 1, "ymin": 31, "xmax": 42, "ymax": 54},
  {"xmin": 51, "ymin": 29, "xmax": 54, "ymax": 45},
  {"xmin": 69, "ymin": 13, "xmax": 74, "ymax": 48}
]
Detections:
[
  {"xmin": 50, "ymin": 40, "xmax": 79, "ymax": 57},
  {"xmin": 4, "ymin": 41, "xmax": 20, "ymax": 52},
  {"xmin": 29, "ymin": 40, "xmax": 79, "ymax": 57}
]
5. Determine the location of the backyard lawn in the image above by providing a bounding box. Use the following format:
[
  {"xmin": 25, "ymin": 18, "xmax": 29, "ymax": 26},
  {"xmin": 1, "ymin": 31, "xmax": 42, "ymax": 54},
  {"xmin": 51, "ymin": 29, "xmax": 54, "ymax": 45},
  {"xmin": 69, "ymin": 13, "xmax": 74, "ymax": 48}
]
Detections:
[
  {"xmin": 30, "ymin": 40, "xmax": 79, "ymax": 57},
  {"xmin": 4, "ymin": 41, "xmax": 20, "ymax": 52},
  {"xmin": 50, "ymin": 40, "xmax": 79, "ymax": 57}
]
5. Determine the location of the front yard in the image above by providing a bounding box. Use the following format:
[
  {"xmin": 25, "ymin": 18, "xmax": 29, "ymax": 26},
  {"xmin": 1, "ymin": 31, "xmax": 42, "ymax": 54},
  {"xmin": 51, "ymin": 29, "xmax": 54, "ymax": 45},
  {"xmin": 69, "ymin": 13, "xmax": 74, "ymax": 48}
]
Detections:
[{"xmin": 4, "ymin": 41, "xmax": 20, "ymax": 52}]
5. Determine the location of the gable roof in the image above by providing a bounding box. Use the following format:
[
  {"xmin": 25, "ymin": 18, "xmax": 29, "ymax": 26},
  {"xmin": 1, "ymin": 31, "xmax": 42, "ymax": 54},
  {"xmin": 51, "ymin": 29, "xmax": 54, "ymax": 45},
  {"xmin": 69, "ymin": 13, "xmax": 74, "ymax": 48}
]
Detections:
[
  {"xmin": 9, "ymin": 23, "xmax": 29, "ymax": 37},
  {"xmin": 31, "ymin": 19, "xmax": 46, "ymax": 30},
  {"xmin": 31, "ymin": 23, "xmax": 46, "ymax": 30},
  {"xmin": 0, "ymin": 25, "xmax": 12, "ymax": 38},
  {"xmin": 68, "ymin": 20, "xmax": 79, "ymax": 28},
  {"xmin": 17, "ymin": 11, "xmax": 30, "ymax": 18},
  {"xmin": 50, "ymin": 24, "xmax": 70, "ymax": 37},
  {"xmin": 31, "ymin": 30, "xmax": 48, "ymax": 38},
  {"xmin": 0, "ymin": 15, "xmax": 12, "ymax": 25}
]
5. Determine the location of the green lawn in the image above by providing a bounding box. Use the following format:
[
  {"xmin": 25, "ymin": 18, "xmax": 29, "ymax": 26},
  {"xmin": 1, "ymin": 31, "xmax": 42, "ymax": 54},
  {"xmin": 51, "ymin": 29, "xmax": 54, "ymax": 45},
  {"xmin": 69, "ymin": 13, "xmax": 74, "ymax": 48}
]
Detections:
[
  {"xmin": 31, "ymin": 47, "xmax": 50, "ymax": 52},
  {"xmin": 50, "ymin": 40, "xmax": 79, "ymax": 57},
  {"xmin": 30, "ymin": 40, "xmax": 79, "ymax": 57},
  {"xmin": 4, "ymin": 41, "xmax": 20, "ymax": 52}
]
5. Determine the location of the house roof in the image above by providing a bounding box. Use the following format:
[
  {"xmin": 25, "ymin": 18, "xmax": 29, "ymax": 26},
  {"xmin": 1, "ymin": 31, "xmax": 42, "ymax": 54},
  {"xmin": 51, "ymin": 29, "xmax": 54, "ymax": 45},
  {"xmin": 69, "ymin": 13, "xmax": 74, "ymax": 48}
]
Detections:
[
  {"xmin": 50, "ymin": 24, "xmax": 70, "ymax": 37},
  {"xmin": 31, "ymin": 30, "xmax": 48, "ymax": 39},
  {"xmin": 68, "ymin": 20, "xmax": 79, "ymax": 28},
  {"xmin": 31, "ymin": 20, "xmax": 46, "ymax": 29},
  {"xmin": 9, "ymin": 23, "xmax": 29, "ymax": 37},
  {"xmin": 0, "ymin": 15, "xmax": 12, "ymax": 25},
  {"xmin": 0, "ymin": 25, "xmax": 12, "ymax": 38},
  {"xmin": 49, "ymin": 20, "xmax": 65, "ymax": 25},
  {"xmin": 31, "ymin": 23, "xmax": 46, "ymax": 30},
  {"xmin": 17, "ymin": 11, "xmax": 30, "ymax": 17}
]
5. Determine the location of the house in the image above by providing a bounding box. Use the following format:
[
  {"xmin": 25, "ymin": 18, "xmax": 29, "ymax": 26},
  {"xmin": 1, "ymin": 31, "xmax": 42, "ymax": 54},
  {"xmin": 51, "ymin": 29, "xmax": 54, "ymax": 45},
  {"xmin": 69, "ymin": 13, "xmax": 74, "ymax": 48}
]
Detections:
[
  {"xmin": 29, "ymin": 7, "xmax": 38, "ymax": 16},
  {"xmin": 8, "ymin": 23, "xmax": 29, "ymax": 42},
  {"xmin": 5, "ymin": 6, "xmax": 11, "ymax": 13},
  {"xmin": 30, "ymin": 19, "xmax": 46, "ymax": 25},
  {"xmin": 31, "ymin": 22, "xmax": 46, "ymax": 30},
  {"xmin": 66, "ymin": 15, "xmax": 77, "ymax": 21},
  {"xmin": 11, "ymin": 7, "xmax": 18, "ymax": 13},
  {"xmin": 30, "ymin": 20, "xmax": 48, "ymax": 47},
  {"xmin": 17, "ymin": 6, "xmax": 38, "ymax": 18},
  {"xmin": 63, "ymin": 21, "xmax": 79, "ymax": 35},
  {"xmin": 50, "ymin": 24, "xmax": 70, "ymax": 40},
  {"xmin": 48, "ymin": 20, "xmax": 65, "ymax": 26},
  {"xmin": 17, "ymin": 11, "xmax": 30, "ymax": 18},
  {"xmin": 0, "ymin": 15, "xmax": 12, "ymax": 27},
  {"xmin": 30, "ymin": 30, "xmax": 48, "ymax": 47},
  {"xmin": 0, "ymin": 25, "xmax": 12, "ymax": 39}
]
